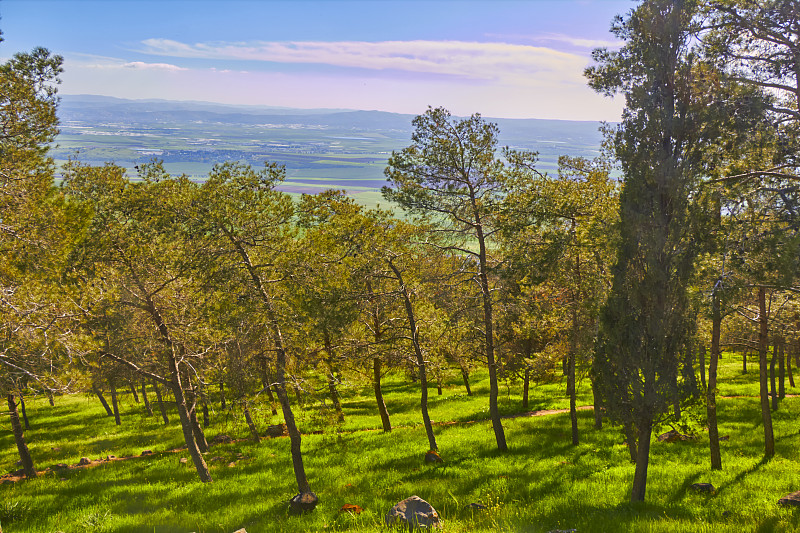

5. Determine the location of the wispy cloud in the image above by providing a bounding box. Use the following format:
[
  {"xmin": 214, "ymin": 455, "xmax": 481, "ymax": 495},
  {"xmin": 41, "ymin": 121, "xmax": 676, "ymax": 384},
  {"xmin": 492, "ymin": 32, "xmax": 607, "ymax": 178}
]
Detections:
[
  {"xmin": 73, "ymin": 55, "xmax": 188, "ymax": 71},
  {"xmin": 122, "ymin": 61, "xmax": 188, "ymax": 71},
  {"xmin": 485, "ymin": 32, "xmax": 621, "ymax": 49},
  {"xmin": 137, "ymin": 39, "xmax": 586, "ymax": 82}
]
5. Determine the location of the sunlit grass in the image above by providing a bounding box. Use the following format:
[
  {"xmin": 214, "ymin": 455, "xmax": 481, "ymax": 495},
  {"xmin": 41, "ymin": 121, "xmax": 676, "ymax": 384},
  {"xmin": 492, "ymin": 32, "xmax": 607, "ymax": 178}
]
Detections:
[{"xmin": 2, "ymin": 354, "xmax": 799, "ymax": 532}]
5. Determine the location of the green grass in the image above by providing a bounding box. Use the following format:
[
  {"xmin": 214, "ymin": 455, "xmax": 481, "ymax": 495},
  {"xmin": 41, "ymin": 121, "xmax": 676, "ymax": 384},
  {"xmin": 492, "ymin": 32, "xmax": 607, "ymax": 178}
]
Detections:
[{"xmin": 2, "ymin": 356, "xmax": 799, "ymax": 532}]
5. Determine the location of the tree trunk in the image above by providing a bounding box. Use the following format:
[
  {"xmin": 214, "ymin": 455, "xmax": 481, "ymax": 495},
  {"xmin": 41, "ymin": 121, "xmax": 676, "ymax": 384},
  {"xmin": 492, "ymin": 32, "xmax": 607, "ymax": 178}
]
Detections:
[
  {"xmin": 437, "ymin": 377, "xmax": 443, "ymax": 396},
  {"xmin": 475, "ymin": 225, "xmax": 507, "ymax": 452},
  {"xmin": 230, "ymin": 234, "xmax": 310, "ymax": 493},
  {"xmin": 779, "ymin": 340, "xmax": 785, "ymax": 399},
  {"xmin": 141, "ymin": 381, "xmax": 153, "ymax": 416},
  {"xmin": 568, "ymin": 226, "xmax": 580, "ymax": 446},
  {"xmin": 93, "ymin": 384, "xmax": 114, "ymax": 416},
  {"xmin": 154, "ymin": 380, "xmax": 169, "ymax": 425},
  {"xmin": 244, "ymin": 402, "xmax": 261, "ymax": 443},
  {"xmin": 624, "ymin": 422, "xmax": 637, "ymax": 463},
  {"xmin": 699, "ymin": 344, "xmax": 706, "ymax": 389},
  {"xmin": 788, "ymin": 343, "xmax": 795, "ymax": 388},
  {"xmin": 522, "ymin": 367, "xmax": 530, "ymax": 411},
  {"xmin": 8, "ymin": 394, "xmax": 36, "ymax": 478},
  {"xmin": 460, "ymin": 363, "xmax": 472, "ymax": 396},
  {"xmin": 373, "ymin": 357, "xmax": 392, "ymax": 432},
  {"xmin": 109, "ymin": 379, "xmax": 121, "ymax": 426},
  {"xmin": 707, "ymin": 286, "xmax": 722, "ymax": 470},
  {"xmin": 219, "ymin": 380, "xmax": 227, "ymax": 410},
  {"xmin": 389, "ymin": 259, "xmax": 438, "ymax": 453},
  {"xmin": 323, "ymin": 329, "xmax": 345, "ymax": 423},
  {"xmin": 46, "ymin": 390, "xmax": 54, "ymax": 406},
  {"xmin": 770, "ymin": 342, "xmax": 778, "ymax": 411},
  {"xmin": 758, "ymin": 286, "xmax": 774, "ymax": 458},
  {"xmin": 189, "ymin": 403, "xmax": 209, "ymax": 453},
  {"xmin": 630, "ymin": 417, "xmax": 652, "ymax": 502},
  {"xmin": 743, "ymin": 351, "xmax": 748, "ymax": 374},
  {"xmin": 19, "ymin": 393, "xmax": 30, "ymax": 430},
  {"xmin": 129, "ymin": 380, "xmax": 140, "ymax": 403},
  {"xmin": 259, "ymin": 361, "xmax": 278, "ymax": 416}
]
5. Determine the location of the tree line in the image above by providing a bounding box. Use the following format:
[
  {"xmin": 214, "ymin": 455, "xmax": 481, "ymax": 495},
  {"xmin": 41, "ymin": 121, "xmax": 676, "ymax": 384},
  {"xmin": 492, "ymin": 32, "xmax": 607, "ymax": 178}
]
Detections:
[{"xmin": 1, "ymin": 0, "xmax": 799, "ymax": 504}]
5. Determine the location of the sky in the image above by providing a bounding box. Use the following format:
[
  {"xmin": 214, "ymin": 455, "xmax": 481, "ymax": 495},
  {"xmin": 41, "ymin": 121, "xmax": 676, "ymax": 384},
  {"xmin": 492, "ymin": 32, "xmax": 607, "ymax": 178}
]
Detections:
[{"xmin": 0, "ymin": 0, "xmax": 634, "ymax": 121}]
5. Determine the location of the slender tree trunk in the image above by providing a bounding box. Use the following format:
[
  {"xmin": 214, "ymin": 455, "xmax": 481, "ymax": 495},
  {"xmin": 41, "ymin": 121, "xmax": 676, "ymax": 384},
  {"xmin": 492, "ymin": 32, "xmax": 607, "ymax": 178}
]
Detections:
[
  {"xmin": 154, "ymin": 380, "xmax": 169, "ymax": 425},
  {"xmin": 770, "ymin": 342, "xmax": 778, "ymax": 411},
  {"xmin": 219, "ymin": 380, "xmax": 227, "ymax": 410},
  {"xmin": 788, "ymin": 343, "xmax": 795, "ymax": 388},
  {"xmin": 109, "ymin": 379, "xmax": 121, "ymax": 426},
  {"xmin": 8, "ymin": 395, "xmax": 36, "ymax": 478},
  {"xmin": 129, "ymin": 380, "xmax": 140, "ymax": 403},
  {"xmin": 522, "ymin": 367, "xmax": 530, "ymax": 411},
  {"xmin": 141, "ymin": 381, "xmax": 153, "ymax": 416},
  {"xmin": 460, "ymin": 363, "xmax": 472, "ymax": 396},
  {"xmin": 244, "ymin": 401, "xmax": 261, "ymax": 443},
  {"xmin": 758, "ymin": 286, "xmax": 775, "ymax": 458},
  {"xmin": 389, "ymin": 259, "xmax": 438, "ymax": 452},
  {"xmin": 779, "ymin": 340, "xmax": 785, "ymax": 399},
  {"xmin": 699, "ymin": 344, "xmax": 706, "ymax": 389},
  {"xmin": 46, "ymin": 390, "xmax": 54, "ymax": 406},
  {"xmin": 230, "ymin": 234, "xmax": 310, "ymax": 493},
  {"xmin": 568, "ymin": 226, "xmax": 580, "ymax": 446},
  {"xmin": 373, "ymin": 357, "xmax": 391, "ymax": 432},
  {"xmin": 323, "ymin": 329, "xmax": 344, "ymax": 423},
  {"xmin": 93, "ymin": 384, "xmax": 114, "ymax": 416},
  {"xmin": 437, "ymin": 377, "xmax": 443, "ymax": 396},
  {"xmin": 707, "ymin": 286, "xmax": 722, "ymax": 470},
  {"xmin": 475, "ymin": 226, "xmax": 507, "ymax": 452},
  {"xmin": 630, "ymin": 417, "xmax": 652, "ymax": 502},
  {"xmin": 188, "ymin": 402, "xmax": 209, "ymax": 453},
  {"xmin": 19, "ymin": 393, "xmax": 30, "ymax": 430},
  {"xmin": 743, "ymin": 351, "xmax": 748, "ymax": 374},
  {"xmin": 260, "ymin": 360, "xmax": 278, "ymax": 416},
  {"xmin": 624, "ymin": 422, "xmax": 637, "ymax": 463}
]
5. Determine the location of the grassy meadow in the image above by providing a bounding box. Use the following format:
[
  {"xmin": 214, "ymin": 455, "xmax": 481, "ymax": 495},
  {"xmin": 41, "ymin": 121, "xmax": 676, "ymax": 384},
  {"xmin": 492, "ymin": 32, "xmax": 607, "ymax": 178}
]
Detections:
[{"xmin": 2, "ymin": 355, "xmax": 799, "ymax": 533}]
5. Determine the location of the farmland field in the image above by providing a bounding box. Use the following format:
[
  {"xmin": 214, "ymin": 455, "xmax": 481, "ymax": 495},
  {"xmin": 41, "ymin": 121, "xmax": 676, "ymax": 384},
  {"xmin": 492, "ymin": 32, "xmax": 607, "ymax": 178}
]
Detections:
[{"xmin": 52, "ymin": 95, "xmax": 605, "ymax": 207}]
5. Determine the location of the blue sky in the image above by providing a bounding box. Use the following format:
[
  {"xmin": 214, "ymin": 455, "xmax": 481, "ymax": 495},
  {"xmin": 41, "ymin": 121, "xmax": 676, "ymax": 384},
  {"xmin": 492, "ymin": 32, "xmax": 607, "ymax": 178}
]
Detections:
[{"xmin": 1, "ymin": 0, "xmax": 634, "ymax": 120}]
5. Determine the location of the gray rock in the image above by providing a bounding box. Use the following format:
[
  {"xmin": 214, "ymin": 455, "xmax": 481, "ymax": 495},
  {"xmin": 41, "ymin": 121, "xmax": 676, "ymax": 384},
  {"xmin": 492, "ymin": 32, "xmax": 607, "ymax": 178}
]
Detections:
[
  {"xmin": 78, "ymin": 457, "xmax": 91, "ymax": 466},
  {"xmin": 779, "ymin": 491, "xmax": 800, "ymax": 506},
  {"xmin": 424, "ymin": 451, "xmax": 443, "ymax": 463},
  {"xmin": 266, "ymin": 424, "xmax": 288, "ymax": 438},
  {"xmin": 386, "ymin": 496, "xmax": 440, "ymax": 530},
  {"xmin": 180, "ymin": 457, "xmax": 188, "ymax": 464},
  {"xmin": 466, "ymin": 502, "xmax": 487, "ymax": 511},
  {"xmin": 141, "ymin": 450, "xmax": 153, "ymax": 456},
  {"xmin": 232, "ymin": 529, "xmax": 247, "ymax": 533},
  {"xmin": 288, "ymin": 492, "xmax": 319, "ymax": 514},
  {"xmin": 690, "ymin": 483, "xmax": 715, "ymax": 493}
]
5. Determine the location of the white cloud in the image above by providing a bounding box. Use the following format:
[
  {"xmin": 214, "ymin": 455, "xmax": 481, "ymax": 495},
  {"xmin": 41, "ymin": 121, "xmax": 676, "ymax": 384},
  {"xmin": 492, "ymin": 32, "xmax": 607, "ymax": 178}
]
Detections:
[
  {"xmin": 137, "ymin": 38, "xmax": 587, "ymax": 83},
  {"xmin": 122, "ymin": 61, "xmax": 188, "ymax": 71}
]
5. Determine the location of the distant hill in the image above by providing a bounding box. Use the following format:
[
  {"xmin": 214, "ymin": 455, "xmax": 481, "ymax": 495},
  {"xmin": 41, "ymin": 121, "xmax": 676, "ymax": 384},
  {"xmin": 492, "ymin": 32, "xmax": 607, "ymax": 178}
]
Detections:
[{"xmin": 54, "ymin": 95, "xmax": 606, "ymax": 205}]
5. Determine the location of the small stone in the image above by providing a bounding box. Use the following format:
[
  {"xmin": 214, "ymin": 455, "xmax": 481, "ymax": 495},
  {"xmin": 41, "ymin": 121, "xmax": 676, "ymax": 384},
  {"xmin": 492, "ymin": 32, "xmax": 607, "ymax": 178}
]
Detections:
[
  {"xmin": 227, "ymin": 462, "xmax": 236, "ymax": 467},
  {"xmin": 340, "ymin": 503, "xmax": 362, "ymax": 515},
  {"xmin": 779, "ymin": 491, "xmax": 800, "ymax": 506},
  {"xmin": 720, "ymin": 435, "xmax": 730, "ymax": 441},
  {"xmin": 232, "ymin": 529, "xmax": 247, "ymax": 533},
  {"xmin": 51, "ymin": 447, "xmax": 61, "ymax": 452},
  {"xmin": 78, "ymin": 457, "xmax": 91, "ymax": 466},
  {"xmin": 288, "ymin": 492, "xmax": 319, "ymax": 514},
  {"xmin": 53, "ymin": 463, "xmax": 69, "ymax": 469},
  {"xmin": 657, "ymin": 430, "xmax": 692, "ymax": 443},
  {"xmin": 210, "ymin": 434, "xmax": 233, "ymax": 444},
  {"xmin": 386, "ymin": 495, "xmax": 440, "ymax": 530},
  {"xmin": 210, "ymin": 456, "xmax": 225, "ymax": 463},
  {"xmin": 467, "ymin": 502, "xmax": 487, "ymax": 511},
  {"xmin": 106, "ymin": 455, "xmax": 116, "ymax": 461},
  {"xmin": 180, "ymin": 457, "xmax": 188, "ymax": 464},
  {"xmin": 141, "ymin": 450, "xmax": 153, "ymax": 456},
  {"xmin": 690, "ymin": 483, "xmax": 715, "ymax": 493}
]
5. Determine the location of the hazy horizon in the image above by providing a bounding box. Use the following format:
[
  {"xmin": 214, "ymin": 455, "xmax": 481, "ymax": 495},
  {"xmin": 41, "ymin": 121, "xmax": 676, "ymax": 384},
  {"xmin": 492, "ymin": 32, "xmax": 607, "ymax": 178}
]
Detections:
[{"xmin": 2, "ymin": 0, "xmax": 631, "ymax": 121}]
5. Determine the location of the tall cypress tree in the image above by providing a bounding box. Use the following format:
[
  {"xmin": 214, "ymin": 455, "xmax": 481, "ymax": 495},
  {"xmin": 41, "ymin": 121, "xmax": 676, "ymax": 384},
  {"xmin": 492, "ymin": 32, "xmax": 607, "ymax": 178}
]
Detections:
[{"xmin": 586, "ymin": 0, "xmax": 706, "ymax": 502}]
